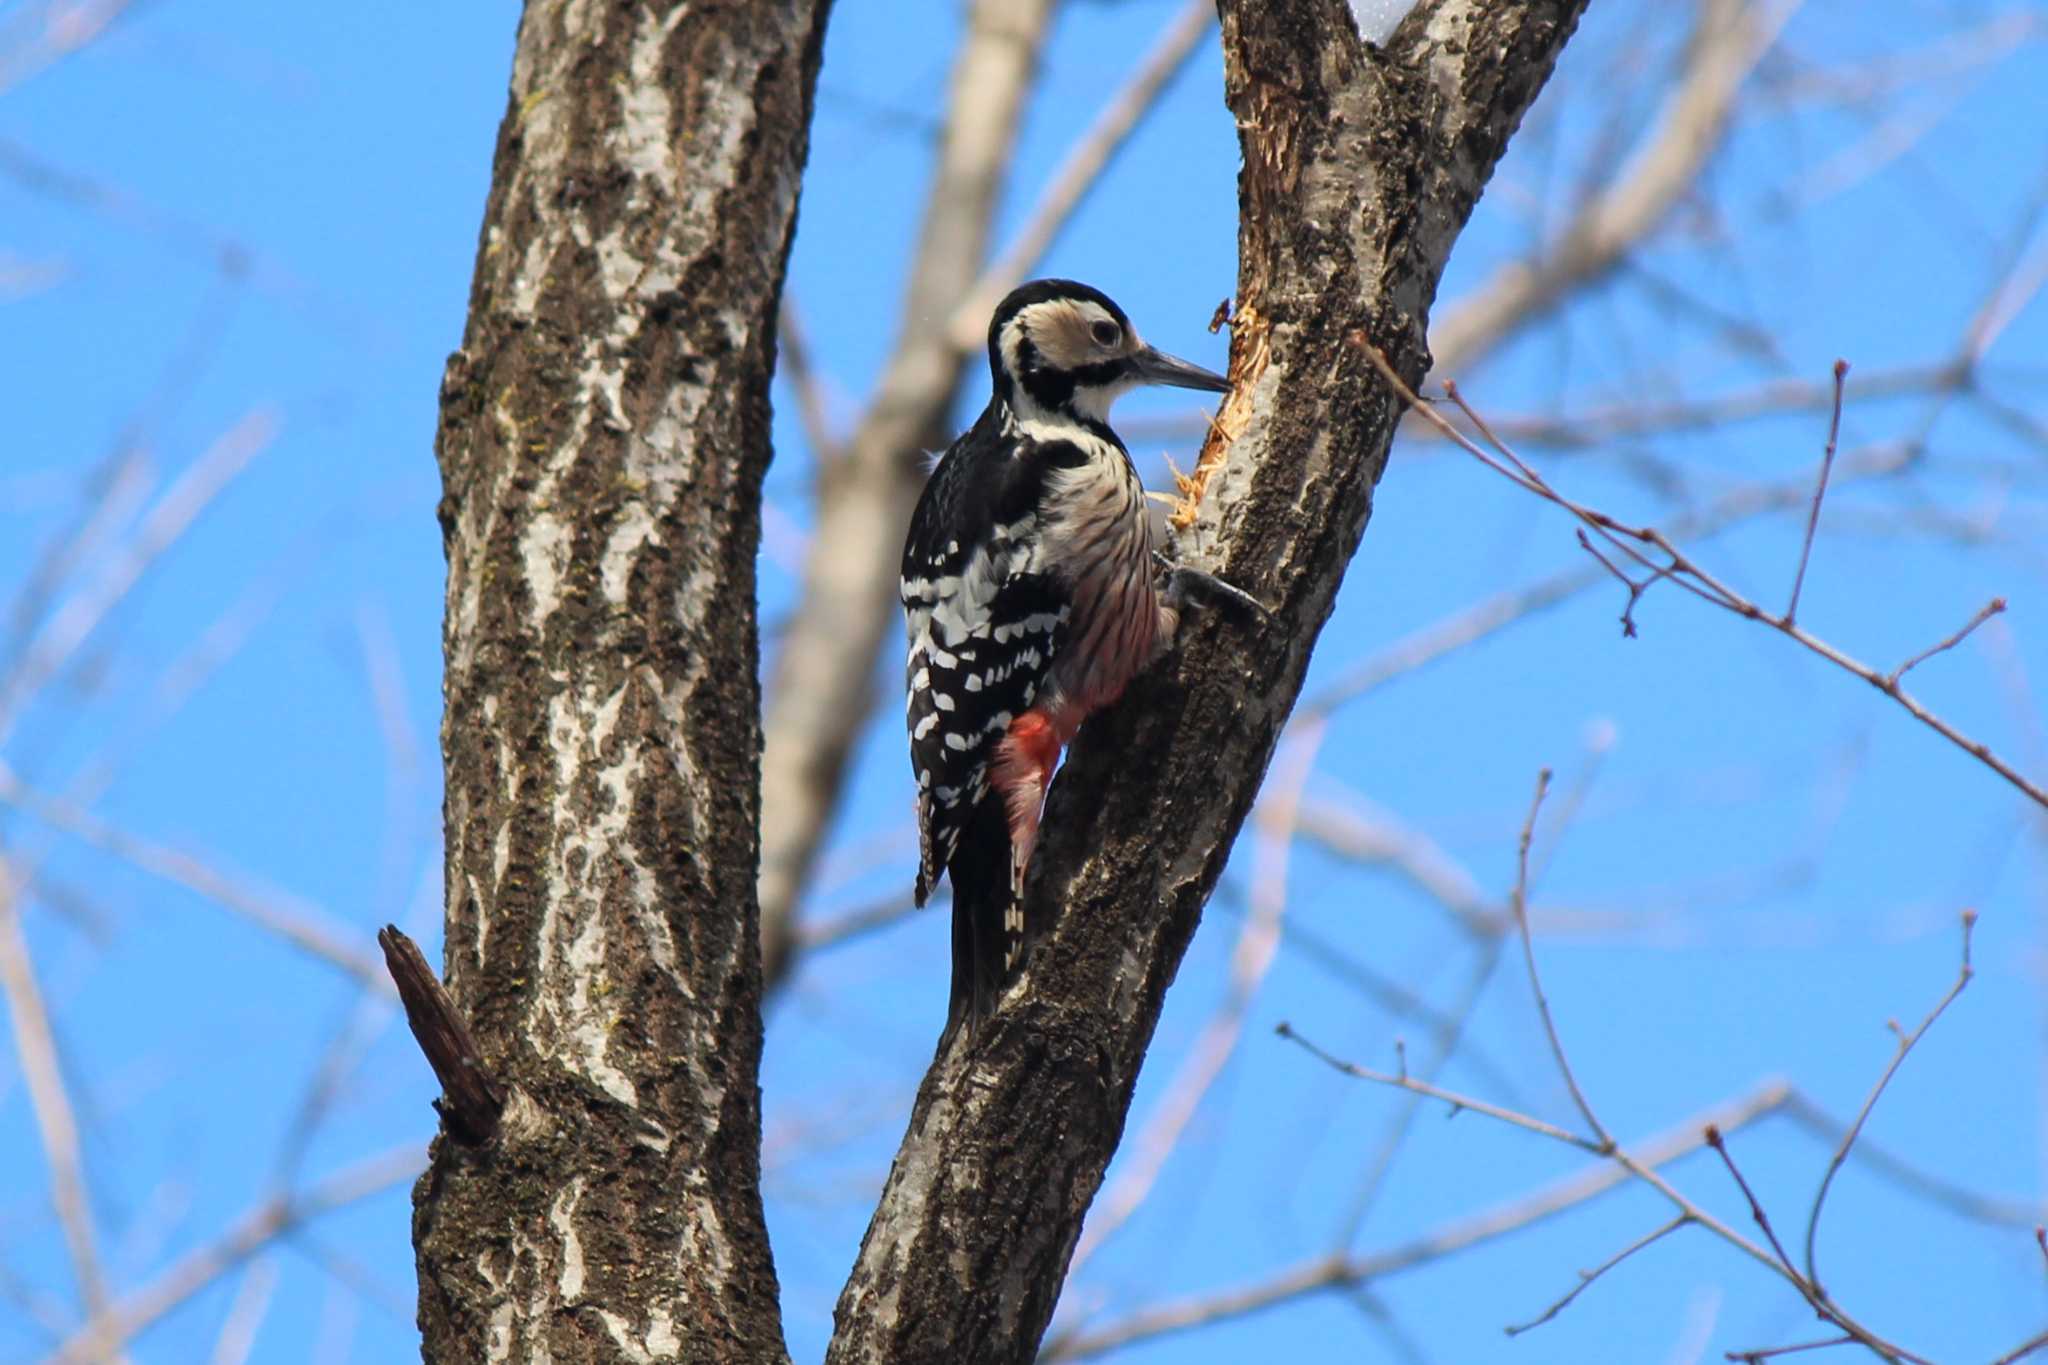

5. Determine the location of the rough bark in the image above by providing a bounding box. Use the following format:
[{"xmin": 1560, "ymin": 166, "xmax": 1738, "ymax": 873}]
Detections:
[
  {"xmin": 421, "ymin": 2, "xmax": 827, "ymax": 1361},
  {"xmin": 824, "ymin": 3, "xmax": 1588, "ymax": 1362}
]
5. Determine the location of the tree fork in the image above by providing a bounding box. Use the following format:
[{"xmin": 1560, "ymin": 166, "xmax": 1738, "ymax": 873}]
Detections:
[
  {"xmin": 826, "ymin": 3, "xmax": 1588, "ymax": 1362},
  {"xmin": 420, "ymin": 2, "xmax": 828, "ymax": 1361}
]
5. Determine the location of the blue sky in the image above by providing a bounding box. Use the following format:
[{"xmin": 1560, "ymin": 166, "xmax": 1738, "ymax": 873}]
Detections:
[{"xmin": 3, "ymin": 2, "xmax": 2046, "ymax": 1361}]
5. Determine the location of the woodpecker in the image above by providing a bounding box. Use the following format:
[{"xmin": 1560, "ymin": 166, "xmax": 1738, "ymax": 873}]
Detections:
[{"xmin": 900, "ymin": 278, "xmax": 1245, "ymax": 1038}]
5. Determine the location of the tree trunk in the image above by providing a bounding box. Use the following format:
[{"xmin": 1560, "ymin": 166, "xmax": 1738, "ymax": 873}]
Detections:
[
  {"xmin": 825, "ymin": 3, "xmax": 1587, "ymax": 1362},
  {"xmin": 421, "ymin": 1, "xmax": 827, "ymax": 1360}
]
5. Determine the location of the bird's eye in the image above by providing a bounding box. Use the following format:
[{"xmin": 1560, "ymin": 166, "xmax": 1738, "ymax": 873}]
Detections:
[{"xmin": 1090, "ymin": 319, "xmax": 1122, "ymax": 348}]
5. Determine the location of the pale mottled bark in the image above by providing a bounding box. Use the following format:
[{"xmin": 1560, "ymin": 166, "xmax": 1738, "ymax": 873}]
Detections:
[
  {"xmin": 824, "ymin": 3, "xmax": 1587, "ymax": 1362},
  {"xmin": 422, "ymin": 1, "xmax": 827, "ymax": 1361}
]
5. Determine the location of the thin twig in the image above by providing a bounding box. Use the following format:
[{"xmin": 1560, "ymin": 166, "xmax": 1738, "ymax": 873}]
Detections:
[
  {"xmin": 1509, "ymin": 769, "xmax": 1613, "ymax": 1149},
  {"xmin": 1779, "ymin": 1092, "xmax": 2045, "ymax": 1229},
  {"xmin": 46, "ymin": 1144, "xmax": 424, "ymax": 1365},
  {"xmin": 944, "ymin": 0, "xmax": 1218, "ymax": 349},
  {"xmin": 1886, "ymin": 598, "xmax": 2006, "ymax": 688},
  {"xmin": 0, "ymin": 859, "xmax": 120, "ymax": 1352},
  {"xmin": 1359, "ymin": 342, "xmax": 2048, "ymax": 813},
  {"xmin": 1786, "ymin": 359, "xmax": 1850, "ymax": 626},
  {"xmin": 1505, "ymin": 1213, "xmax": 1691, "ymax": 1336},
  {"xmin": 1705, "ymin": 1125, "xmax": 1926, "ymax": 1364},
  {"xmin": 777, "ymin": 295, "xmax": 839, "ymax": 463},
  {"xmin": 0, "ymin": 408, "xmax": 278, "ymax": 746},
  {"xmin": 1801, "ymin": 909, "xmax": 1977, "ymax": 1294},
  {"xmin": 1704, "ymin": 1125, "xmax": 1805, "ymax": 1284},
  {"xmin": 1043, "ymin": 1079, "xmax": 1792, "ymax": 1361},
  {"xmin": 1296, "ymin": 441, "xmax": 1913, "ymax": 723},
  {"xmin": 1727, "ymin": 1336, "xmax": 1856, "ymax": 1362},
  {"xmin": 1575, "ymin": 527, "xmax": 1657, "ymax": 636},
  {"xmin": 1277, "ymin": 1021, "xmax": 1598, "ymax": 1153},
  {"xmin": 0, "ymin": 762, "xmax": 391, "ymax": 991},
  {"xmin": 1992, "ymin": 1327, "xmax": 2048, "ymax": 1365}
]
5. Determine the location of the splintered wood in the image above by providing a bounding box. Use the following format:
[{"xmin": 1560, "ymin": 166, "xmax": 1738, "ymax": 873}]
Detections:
[{"xmin": 1169, "ymin": 300, "xmax": 1267, "ymax": 530}]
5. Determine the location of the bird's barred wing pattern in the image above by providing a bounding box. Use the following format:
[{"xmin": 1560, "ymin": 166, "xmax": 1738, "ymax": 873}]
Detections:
[
  {"xmin": 900, "ymin": 411, "xmax": 1076, "ymax": 904},
  {"xmin": 904, "ymin": 565, "xmax": 1067, "ymax": 902}
]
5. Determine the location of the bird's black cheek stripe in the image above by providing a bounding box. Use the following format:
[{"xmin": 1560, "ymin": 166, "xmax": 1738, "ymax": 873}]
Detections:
[
  {"xmin": 1021, "ymin": 368, "xmax": 1076, "ymax": 412},
  {"xmin": 1067, "ymin": 359, "xmax": 1127, "ymax": 388}
]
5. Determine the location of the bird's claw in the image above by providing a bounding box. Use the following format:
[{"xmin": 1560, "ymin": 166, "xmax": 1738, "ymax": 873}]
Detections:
[{"xmin": 1156, "ymin": 553, "xmax": 1271, "ymax": 624}]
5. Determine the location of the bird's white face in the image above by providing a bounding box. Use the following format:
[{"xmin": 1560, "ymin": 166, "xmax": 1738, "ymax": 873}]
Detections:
[{"xmin": 998, "ymin": 298, "xmax": 1141, "ymax": 422}]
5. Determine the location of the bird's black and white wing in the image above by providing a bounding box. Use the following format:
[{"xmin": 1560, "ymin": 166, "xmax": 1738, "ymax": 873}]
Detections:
[{"xmin": 900, "ymin": 410, "xmax": 1072, "ymax": 903}]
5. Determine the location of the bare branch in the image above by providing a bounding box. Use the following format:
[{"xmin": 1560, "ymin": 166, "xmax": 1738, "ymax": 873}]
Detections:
[
  {"xmin": 1886, "ymin": 598, "xmax": 2007, "ymax": 689},
  {"xmin": 1277, "ymin": 1020, "xmax": 1597, "ymax": 1153},
  {"xmin": 0, "ymin": 858, "xmax": 119, "ymax": 1352},
  {"xmin": 1297, "ymin": 441, "xmax": 1914, "ymax": 722},
  {"xmin": 1801, "ymin": 909, "xmax": 1977, "ymax": 1294},
  {"xmin": 1044, "ymin": 1079, "xmax": 1792, "ymax": 1360},
  {"xmin": 46, "ymin": 1145, "xmax": 423, "ymax": 1365},
  {"xmin": 1504, "ymin": 1213, "xmax": 1690, "ymax": 1336},
  {"xmin": 1508, "ymin": 768, "xmax": 1613, "ymax": 1149},
  {"xmin": 778, "ymin": 293, "xmax": 840, "ymax": 463},
  {"xmin": 379, "ymin": 924, "xmax": 504, "ymax": 1146},
  {"xmin": 0, "ymin": 408, "xmax": 278, "ymax": 746},
  {"xmin": 0, "ymin": 762, "xmax": 391, "ymax": 991},
  {"xmin": 1728, "ymin": 1336, "xmax": 1857, "ymax": 1363},
  {"xmin": 206, "ymin": 1259, "xmax": 279, "ymax": 1365},
  {"xmin": 1428, "ymin": 0, "xmax": 1793, "ymax": 372},
  {"xmin": 1785, "ymin": 359, "xmax": 1850, "ymax": 626},
  {"xmin": 1704, "ymin": 1126, "xmax": 1807, "ymax": 1290},
  {"xmin": 1361, "ymin": 345, "xmax": 2048, "ymax": 812},
  {"xmin": 943, "ymin": 0, "xmax": 1219, "ymax": 349},
  {"xmin": 794, "ymin": 890, "xmax": 919, "ymax": 955}
]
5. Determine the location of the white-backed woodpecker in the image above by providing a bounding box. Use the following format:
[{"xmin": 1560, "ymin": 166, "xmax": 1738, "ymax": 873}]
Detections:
[{"xmin": 900, "ymin": 278, "xmax": 1248, "ymax": 1038}]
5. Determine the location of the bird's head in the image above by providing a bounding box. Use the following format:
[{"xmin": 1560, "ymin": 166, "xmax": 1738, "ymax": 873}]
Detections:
[{"xmin": 986, "ymin": 279, "xmax": 1229, "ymax": 426}]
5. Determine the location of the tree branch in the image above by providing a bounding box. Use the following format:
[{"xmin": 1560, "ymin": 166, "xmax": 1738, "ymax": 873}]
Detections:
[
  {"xmin": 824, "ymin": 4, "xmax": 1592, "ymax": 1360},
  {"xmin": 0, "ymin": 858, "xmax": 120, "ymax": 1356},
  {"xmin": 1428, "ymin": 0, "xmax": 1790, "ymax": 372},
  {"xmin": 420, "ymin": 2, "xmax": 829, "ymax": 1358}
]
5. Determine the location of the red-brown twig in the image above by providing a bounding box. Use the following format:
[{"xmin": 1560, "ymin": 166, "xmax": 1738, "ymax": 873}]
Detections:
[
  {"xmin": 1356, "ymin": 342, "xmax": 2048, "ymax": 814},
  {"xmin": 1801, "ymin": 910, "xmax": 1977, "ymax": 1294},
  {"xmin": 1275, "ymin": 1021, "xmax": 1595, "ymax": 1151},
  {"xmin": 1576, "ymin": 528, "xmax": 1657, "ymax": 636},
  {"xmin": 1504, "ymin": 1213, "xmax": 1690, "ymax": 1336},
  {"xmin": 1508, "ymin": 769, "xmax": 1613, "ymax": 1149},
  {"xmin": 1705, "ymin": 1125, "xmax": 1807, "ymax": 1286},
  {"xmin": 1787, "ymin": 359, "xmax": 1850, "ymax": 626},
  {"xmin": 1729, "ymin": 1336, "xmax": 1858, "ymax": 1362},
  {"xmin": 1042, "ymin": 1075, "xmax": 1793, "ymax": 1361},
  {"xmin": 1992, "ymin": 1327, "xmax": 2048, "ymax": 1365}
]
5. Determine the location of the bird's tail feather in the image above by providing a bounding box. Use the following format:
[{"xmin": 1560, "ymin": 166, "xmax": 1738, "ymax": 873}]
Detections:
[{"xmin": 942, "ymin": 793, "xmax": 1022, "ymax": 1047}]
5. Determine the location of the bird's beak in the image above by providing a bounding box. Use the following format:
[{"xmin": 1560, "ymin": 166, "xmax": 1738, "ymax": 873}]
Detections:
[{"xmin": 1130, "ymin": 344, "xmax": 1230, "ymax": 394}]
